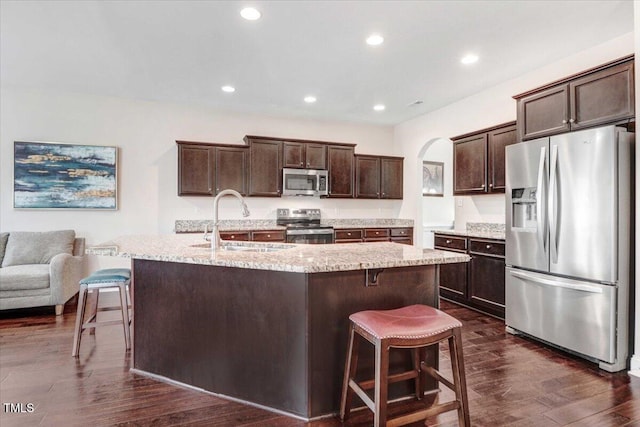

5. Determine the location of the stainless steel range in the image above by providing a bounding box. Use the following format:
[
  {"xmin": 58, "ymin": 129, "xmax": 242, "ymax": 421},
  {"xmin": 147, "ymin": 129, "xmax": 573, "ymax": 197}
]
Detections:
[{"xmin": 276, "ymin": 208, "xmax": 334, "ymax": 244}]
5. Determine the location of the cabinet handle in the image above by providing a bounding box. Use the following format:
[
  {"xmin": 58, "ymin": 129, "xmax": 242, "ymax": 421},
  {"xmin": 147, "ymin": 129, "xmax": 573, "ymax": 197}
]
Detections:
[
  {"xmin": 300, "ymin": 162, "xmax": 303, "ymax": 166},
  {"xmin": 307, "ymin": 162, "xmax": 310, "ymax": 167},
  {"xmin": 481, "ymin": 184, "xmax": 485, "ymax": 188},
  {"xmin": 569, "ymin": 118, "xmax": 575, "ymax": 124},
  {"xmin": 562, "ymin": 119, "xmax": 568, "ymax": 124},
  {"xmin": 347, "ymin": 232, "xmax": 352, "ymax": 236},
  {"xmin": 267, "ymin": 234, "xmax": 271, "ymax": 238},
  {"xmin": 446, "ymin": 240, "xmax": 452, "ymax": 244},
  {"xmin": 489, "ymin": 183, "xmax": 493, "ymax": 188},
  {"xmin": 486, "ymin": 244, "xmax": 492, "ymax": 249}
]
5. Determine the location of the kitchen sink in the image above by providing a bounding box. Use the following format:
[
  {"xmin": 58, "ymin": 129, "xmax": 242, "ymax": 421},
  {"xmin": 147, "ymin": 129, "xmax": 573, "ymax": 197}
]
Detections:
[{"xmin": 190, "ymin": 243, "xmax": 288, "ymax": 252}]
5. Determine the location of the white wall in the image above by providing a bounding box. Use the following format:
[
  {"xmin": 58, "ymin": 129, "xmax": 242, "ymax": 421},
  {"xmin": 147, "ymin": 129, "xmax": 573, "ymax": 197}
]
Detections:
[
  {"xmin": 396, "ymin": 32, "xmax": 634, "ymax": 242},
  {"xmin": 0, "ymin": 87, "xmax": 396, "ymax": 269}
]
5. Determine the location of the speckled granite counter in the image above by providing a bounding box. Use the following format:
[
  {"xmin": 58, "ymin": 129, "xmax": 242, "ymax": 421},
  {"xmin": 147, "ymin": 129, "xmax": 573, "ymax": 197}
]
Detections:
[
  {"xmin": 432, "ymin": 222, "xmax": 505, "ymax": 240},
  {"xmin": 87, "ymin": 234, "xmax": 468, "ymax": 273},
  {"xmin": 174, "ymin": 218, "xmax": 414, "ymax": 233}
]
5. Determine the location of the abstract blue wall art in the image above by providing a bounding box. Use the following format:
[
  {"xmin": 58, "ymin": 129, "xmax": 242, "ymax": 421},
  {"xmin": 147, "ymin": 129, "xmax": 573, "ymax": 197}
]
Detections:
[{"xmin": 14, "ymin": 141, "xmax": 118, "ymax": 209}]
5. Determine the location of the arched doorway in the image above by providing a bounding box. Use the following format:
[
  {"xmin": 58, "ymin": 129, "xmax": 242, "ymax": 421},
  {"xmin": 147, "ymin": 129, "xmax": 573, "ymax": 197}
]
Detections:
[{"xmin": 416, "ymin": 137, "xmax": 455, "ymax": 248}]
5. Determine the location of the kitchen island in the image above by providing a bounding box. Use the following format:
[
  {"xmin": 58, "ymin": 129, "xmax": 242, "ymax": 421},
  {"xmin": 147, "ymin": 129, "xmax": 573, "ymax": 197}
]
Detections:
[{"xmin": 87, "ymin": 235, "xmax": 469, "ymax": 420}]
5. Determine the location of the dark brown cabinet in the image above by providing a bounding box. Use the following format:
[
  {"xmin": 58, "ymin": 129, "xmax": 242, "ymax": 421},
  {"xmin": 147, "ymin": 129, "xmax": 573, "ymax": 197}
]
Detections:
[
  {"xmin": 177, "ymin": 142, "xmax": 248, "ymax": 196},
  {"xmin": 245, "ymin": 138, "xmax": 283, "ymax": 197},
  {"xmin": 487, "ymin": 124, "xmax": 517, "ymax": 192},
  {"xmin": 515, "ymin": 56, "xmax": 634, "ymax": 141},
  {"xmin": 327, "ymin": 145, "xmax": 354, "ymax": 198},
  {"xmin": 468, "ymin": 239, "xmax": 505, "ymax": 318},
  {"xmin": 452, "ymin": 122, "xmax": 516, "ymax": 195},
  {"xmin": 355, "ymin": 155, "xmax": 403, "ymax": 199},
  {"xmin": 434, "ymin": 233, "xmax": 504, "ymax": 318},
  {"xmin": 283, "ymin": 142, "xmax": 326, "ymax": 169},
  {"xmin": 453, "ymin": 134, "xmax": 486, "ymax": 194},
  {"xmin": 334, "ymin": 227, "xmax": 413, "ymax": 245},
  {"xmin": 219, "ymin": 230, "xmax": 285, "ymax": 242}
]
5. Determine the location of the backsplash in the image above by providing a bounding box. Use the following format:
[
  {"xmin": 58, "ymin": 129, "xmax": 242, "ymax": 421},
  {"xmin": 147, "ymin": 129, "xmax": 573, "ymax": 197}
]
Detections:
[{"xmin": 466, "ymin": 222, "xmax": 505, "ymax": 233}]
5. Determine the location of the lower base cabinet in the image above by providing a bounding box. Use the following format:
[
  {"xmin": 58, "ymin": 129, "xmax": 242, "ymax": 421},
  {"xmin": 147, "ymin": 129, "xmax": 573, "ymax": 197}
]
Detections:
[{"xmin": 435, "ymin": 234, "xmax": 505, "ymax": 318}]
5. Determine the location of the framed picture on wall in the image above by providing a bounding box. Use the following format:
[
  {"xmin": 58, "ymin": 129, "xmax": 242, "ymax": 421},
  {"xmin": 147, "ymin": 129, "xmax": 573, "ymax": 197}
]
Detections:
[
  {"xmin": 422, "ymin": 161, "xmax": 444, "ymax": 197},
  {"xmin": 14, "ymin": 141, "xmax": 118, "ymax": 209}
]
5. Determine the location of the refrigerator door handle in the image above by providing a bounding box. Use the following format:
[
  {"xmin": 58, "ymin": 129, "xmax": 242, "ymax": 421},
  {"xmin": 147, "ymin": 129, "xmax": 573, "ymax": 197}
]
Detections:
[
  {"xmin": 510, "ymin": 270, "xmax": 604, "ymax": 294},
  {"xmin": 549, "ymin": 144, "xmax": 559, "ymax": 264},
  {"xmin": 536, "ymin": 146, "xmax": 546, "ymax": 250}
]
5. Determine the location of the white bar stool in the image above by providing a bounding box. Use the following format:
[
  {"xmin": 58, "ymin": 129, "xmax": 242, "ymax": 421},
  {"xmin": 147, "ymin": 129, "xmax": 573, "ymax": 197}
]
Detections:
[{"xmin": 72, "ymin": 268, "xmax": 131, "ymax": 357}]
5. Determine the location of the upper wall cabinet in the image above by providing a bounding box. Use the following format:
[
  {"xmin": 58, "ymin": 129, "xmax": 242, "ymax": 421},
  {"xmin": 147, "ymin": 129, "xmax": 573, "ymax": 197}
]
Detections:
[
  {"xmin": 355, "ymin": 155, "xmax": 403, "ymax": 199},
  {"xmin": 244, "ymin": 137, "xmax": 283, "ymax": 197},
  {"xmin": 177, "ymin": 141, "xmax": 248, "ymax": 196},
  {"xmin": 515, "ymin": 56, "xmax": 634, "ymax": 141},
  {"xmin": 283, "ymin": 141, "xmax": 327, "ymax": 169},
  {"xmin": 452, "ymin": 122, "xmax": 516, "ymax": 195},
  {"xmin": 327, "ymin": 145, "xmax": 355, "ymax": 198}
]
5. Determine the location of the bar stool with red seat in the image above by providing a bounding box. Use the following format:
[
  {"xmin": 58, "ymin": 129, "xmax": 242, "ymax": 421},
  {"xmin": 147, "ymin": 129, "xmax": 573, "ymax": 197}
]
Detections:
[{"xmin": 339, "ymin": 304, "xmax": 470, "ymax": 427}]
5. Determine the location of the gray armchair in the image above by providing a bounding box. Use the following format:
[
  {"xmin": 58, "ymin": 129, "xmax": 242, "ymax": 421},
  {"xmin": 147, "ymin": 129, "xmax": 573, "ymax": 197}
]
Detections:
[{"xmin": 0, "ymin": 230, "xmax": 85, "ymax": 315}]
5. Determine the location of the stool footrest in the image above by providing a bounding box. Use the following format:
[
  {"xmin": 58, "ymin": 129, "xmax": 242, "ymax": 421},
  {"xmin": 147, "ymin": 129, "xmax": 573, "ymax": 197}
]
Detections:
[
  {"xmin": 83, "ymin": 319, "xmax": 124, "ymax": 329},
  {"xmin": 358, "ymin": 369, "xmax": 419, "ymax": 391},
  {"xmin": 422, "ymin": 364, "xmax": 455, "ymax": 392},
  {"xmin": 348, "ymin": 379, "xmax": 375, "ymax": 412},
  {"xmin": 386, "ymin": 401, "xmax": 461, "ymax": 427}
]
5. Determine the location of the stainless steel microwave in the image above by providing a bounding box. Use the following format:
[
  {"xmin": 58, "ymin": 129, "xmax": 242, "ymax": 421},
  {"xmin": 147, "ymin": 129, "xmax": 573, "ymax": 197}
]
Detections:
[{"xmin": 282, "ymin": 168, "xmax": 328, "ymax": 196}]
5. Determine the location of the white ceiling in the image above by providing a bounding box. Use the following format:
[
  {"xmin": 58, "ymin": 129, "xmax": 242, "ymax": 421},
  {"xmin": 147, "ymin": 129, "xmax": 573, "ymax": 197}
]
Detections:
[{"xmin": 0, "ymin": 1, "xmax": 634, "ymax": 126}]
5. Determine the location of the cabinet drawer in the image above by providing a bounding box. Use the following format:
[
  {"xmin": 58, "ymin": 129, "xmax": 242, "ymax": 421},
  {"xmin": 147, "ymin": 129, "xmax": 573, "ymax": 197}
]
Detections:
[
  {"xmin": 434, "ymin": 235, "xmax": 467, "ymax": 252},
  {"xmin": 390, "ymin": 228, "xmax": 412, "ymax": 237},
  {"xmin": 219, "ymin": 231, "xmax": 251, "ymax": 241},
  {"xmin": 251, "ymin": 230, "xmax": 286, "ymax": 242},
  {"xmin": 469, "ymin": 239, "xmax": 505, "ymax": 257},
  {"xmin": 335, "ymin": 229, "xmax": 363, "ymax": 240},
  {"xmin": 364, "ymin": 228, "xmax": 390, "ymax": 239}
]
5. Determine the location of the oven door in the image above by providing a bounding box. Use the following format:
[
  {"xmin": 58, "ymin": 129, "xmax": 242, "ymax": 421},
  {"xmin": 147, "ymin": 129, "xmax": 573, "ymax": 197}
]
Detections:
[{"xmin": 286, "ymin": 229, "xmax": 334, "ymax": 244}]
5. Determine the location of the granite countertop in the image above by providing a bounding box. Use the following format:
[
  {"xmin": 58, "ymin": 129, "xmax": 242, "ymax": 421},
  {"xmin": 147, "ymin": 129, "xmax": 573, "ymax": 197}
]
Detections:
[
  {"xmin": 175, "ymin": 219, "xmax": 414, "ymax": 233},
  {"xmin": 87, "ymin": 234, "xmax": 468, "ymax": 273},
  {"xmin": 432, "ymin": 222, "xmax": 505, "ymax": 240}
]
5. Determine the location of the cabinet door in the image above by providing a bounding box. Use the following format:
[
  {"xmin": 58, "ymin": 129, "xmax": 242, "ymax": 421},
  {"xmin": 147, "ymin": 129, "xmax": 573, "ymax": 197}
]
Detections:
[
  {"xmin": 327, "ymin": 146, "xmax": 354, "ymax": 198},
  {"xmin": 219, "ymin": 231, "xmax": 251, "ymax": 241},
  {"xmin": 305, "ymin": 143, "xmax": 326, "ymax": 169},
  {"xmin": 517, "ymin": 84, "xmax": 570, "ymax": 140},
  {"xmin": 381, "ymin": 157, "xmax": 403, "ymax": 199},
  {"xmin": 439, "ymin": 262, "xmax": 468, "ymax": 302},
  {"xmin": 178, "ymin": 144, "xmax": 212, "ymax": 196},
  {"xmin": 355, "ymin": 155, "xmax": 380, "ymax": 198},
  {"xmin": 283, "ymin": 142, "xmax": 305, "ymax": 168},
  {"xmin": 453, "ymin": 134, "xmax": 487, "ymax": 194},
  {"xmin": 215, "ymin": 147, "xmax": 248, "ymax": 195},
  {"xmin": 570, "ymin": 61, "xmax": 635, "ymax": 131},
  {"xmin": 487, "ymin": 124, "xmax": 517, "ymax": 192},
  {"xmin": 248, "ymin": 139, "xmax": 282, "ymax": 197},
  {"xmin": 469, "ymin": 255, "xmax": 505, "ymax": 318}
]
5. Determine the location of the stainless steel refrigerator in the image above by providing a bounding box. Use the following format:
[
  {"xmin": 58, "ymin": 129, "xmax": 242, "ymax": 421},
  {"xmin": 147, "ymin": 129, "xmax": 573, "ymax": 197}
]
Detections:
[{"xmin": 505, "ymin": 125, "xmax": 634, "ymax": 372}]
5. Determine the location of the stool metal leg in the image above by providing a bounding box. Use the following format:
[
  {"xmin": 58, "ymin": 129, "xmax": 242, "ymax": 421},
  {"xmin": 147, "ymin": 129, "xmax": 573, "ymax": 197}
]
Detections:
[
  {"xmin": 88, "ymin": 289, "xmax": 99, "ymax": 335},
  {"xmin": 72, "ymin": 284, "xmax": 88, "ymax": 357},
  {"xmin": 118, "ymin": 282, "xmax": 131, "ymax": 350}
]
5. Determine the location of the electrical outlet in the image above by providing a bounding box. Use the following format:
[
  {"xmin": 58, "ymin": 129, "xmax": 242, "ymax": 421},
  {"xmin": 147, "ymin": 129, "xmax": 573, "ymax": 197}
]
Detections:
[{"xmin": 456, "ymin": 198, "xmax": 463, "ymax": 207}]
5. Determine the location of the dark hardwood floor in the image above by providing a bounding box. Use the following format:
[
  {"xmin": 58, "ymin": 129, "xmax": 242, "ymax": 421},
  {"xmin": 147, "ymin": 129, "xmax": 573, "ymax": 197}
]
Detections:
[{"xmin": 1, "ymin": 295, "xmax": 639, "ymax": 426}]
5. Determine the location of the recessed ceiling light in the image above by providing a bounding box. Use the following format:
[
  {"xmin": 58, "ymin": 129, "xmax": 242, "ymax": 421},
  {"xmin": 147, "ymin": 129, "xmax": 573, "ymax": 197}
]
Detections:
[
  {"xmin": 461, "ymin": 54, "xmax": 479, "ymax": 65},
  {"xmin": 366, "ymin": 34, "xmax": 384, "ymax": 46},
  {"xmin": 373, "ymin": 104, "xmax": 385, "ymax": 111},
  {"xmin": 304, "ymin": 96, "xmax": 317, "ymax": 103},
  {"xmin": 240, "ymin": 7, "xmax": 261, "ymax": 21},
  {"xmin": 221, "ymin": 85, "xmax": 235, "ymax": 93}
]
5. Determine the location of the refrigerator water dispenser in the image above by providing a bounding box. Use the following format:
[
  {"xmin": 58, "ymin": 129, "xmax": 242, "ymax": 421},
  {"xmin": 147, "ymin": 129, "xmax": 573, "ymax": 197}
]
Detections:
[{"xmin": 511, "ymin": 187, "xmax": 537, "ymax": 231}]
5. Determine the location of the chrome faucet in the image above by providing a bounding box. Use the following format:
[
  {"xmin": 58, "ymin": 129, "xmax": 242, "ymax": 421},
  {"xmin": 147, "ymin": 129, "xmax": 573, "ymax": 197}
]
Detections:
[{"xmin": 207, "ymin": 189, "xmax": 250, "ymax": 252}]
